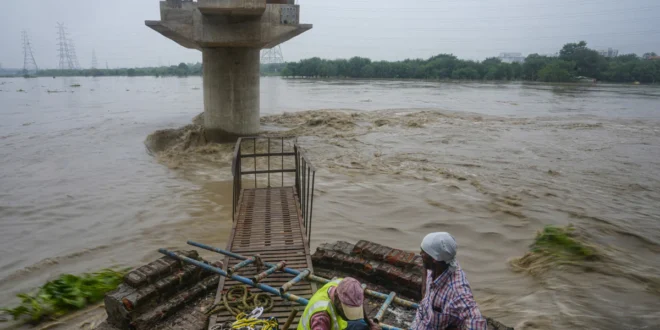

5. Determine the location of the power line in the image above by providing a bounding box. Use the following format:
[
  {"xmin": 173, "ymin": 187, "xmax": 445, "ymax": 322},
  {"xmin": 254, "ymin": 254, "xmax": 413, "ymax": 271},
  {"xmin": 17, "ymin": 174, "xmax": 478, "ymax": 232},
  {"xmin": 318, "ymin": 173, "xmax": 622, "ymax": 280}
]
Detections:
[{"xmin": 22, "ymin": 30, "xmax": 39, "ymax": 75}]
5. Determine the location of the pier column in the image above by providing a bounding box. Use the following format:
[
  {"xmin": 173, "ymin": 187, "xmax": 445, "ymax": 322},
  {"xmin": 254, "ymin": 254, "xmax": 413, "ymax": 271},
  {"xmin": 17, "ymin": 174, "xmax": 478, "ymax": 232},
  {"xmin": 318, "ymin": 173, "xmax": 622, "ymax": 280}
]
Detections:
[
  {"xmin": 202, "ymin": 47, "xmax": 260, "ymax": 142},
  {"xmin": 146, "ymin": 0, "xmax": 311, "ymax": 141}
]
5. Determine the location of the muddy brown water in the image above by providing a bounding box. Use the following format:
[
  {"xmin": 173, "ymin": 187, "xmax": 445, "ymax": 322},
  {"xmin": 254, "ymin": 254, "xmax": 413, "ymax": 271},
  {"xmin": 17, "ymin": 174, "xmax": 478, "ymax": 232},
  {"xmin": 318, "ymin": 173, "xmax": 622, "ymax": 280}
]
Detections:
[{"xmin": 1, "ymin": 77, "xmax": 659, "ymax": 329}]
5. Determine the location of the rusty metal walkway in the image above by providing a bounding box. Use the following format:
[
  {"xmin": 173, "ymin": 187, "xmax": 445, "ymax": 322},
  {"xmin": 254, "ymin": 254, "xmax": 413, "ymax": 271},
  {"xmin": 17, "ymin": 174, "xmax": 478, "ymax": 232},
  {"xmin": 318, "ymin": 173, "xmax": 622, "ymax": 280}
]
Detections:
[{"xmin": 209, "ymin": 138, "xmax": 316, "ymax": 330}]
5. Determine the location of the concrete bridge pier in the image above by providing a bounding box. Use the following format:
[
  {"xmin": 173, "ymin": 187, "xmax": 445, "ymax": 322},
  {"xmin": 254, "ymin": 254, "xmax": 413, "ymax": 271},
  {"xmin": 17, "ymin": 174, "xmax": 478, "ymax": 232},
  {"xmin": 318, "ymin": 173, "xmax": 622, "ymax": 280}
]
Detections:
[
  {"xmin": 146, "ymin": 0, "xmax": 312, "ymax": 141},
  {"xmin": 202, "ymin": 47, "xmax": 260, "ymax": 141}
]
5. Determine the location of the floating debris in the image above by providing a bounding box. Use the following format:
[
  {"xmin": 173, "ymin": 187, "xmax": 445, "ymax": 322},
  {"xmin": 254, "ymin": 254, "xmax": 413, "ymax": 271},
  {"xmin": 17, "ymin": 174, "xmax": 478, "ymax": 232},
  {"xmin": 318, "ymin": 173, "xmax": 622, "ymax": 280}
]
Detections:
[
  {"xmin": 0, "ymin": 269, "xmax": 127, "ymax": 323},
  {"xmin": 70, "ymin": 84, "xmax": 81, "ymax": 87}
]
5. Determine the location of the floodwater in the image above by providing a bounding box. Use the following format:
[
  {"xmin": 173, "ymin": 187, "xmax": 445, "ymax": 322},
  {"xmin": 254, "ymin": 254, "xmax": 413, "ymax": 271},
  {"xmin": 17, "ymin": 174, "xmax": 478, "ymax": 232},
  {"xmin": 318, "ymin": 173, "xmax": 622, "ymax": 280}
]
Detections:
[{"xmin": 1, "ymin": 77, "xmax": 659, "ymax": 329}]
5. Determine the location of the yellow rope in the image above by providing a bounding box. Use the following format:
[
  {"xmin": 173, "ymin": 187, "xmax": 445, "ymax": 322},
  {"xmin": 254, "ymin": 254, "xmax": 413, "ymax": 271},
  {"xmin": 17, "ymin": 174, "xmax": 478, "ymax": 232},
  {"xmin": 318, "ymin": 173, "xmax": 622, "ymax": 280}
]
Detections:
[
  {"xmin": 231, "ymin": 312, "xmax": 279, "ymax": 330},
  {"xmin": 207, "ymin": 285, "xmax": 275, "ymax": 317}
]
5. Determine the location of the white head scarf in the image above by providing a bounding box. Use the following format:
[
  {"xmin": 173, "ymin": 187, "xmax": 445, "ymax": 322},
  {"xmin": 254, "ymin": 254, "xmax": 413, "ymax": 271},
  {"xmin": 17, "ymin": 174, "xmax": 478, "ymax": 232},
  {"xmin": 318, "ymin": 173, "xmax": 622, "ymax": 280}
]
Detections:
[{"xmin": 421, "ymin": 232, "xmax": 458, "ymax": 271}]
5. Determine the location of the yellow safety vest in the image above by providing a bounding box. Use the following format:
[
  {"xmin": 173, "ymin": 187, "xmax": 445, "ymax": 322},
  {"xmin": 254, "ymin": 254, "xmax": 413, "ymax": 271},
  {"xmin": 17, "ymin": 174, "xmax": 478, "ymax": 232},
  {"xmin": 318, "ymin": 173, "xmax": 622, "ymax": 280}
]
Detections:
[{"xmin": 297, "ymin": 279, "xmax": 348, "ymax": 330}]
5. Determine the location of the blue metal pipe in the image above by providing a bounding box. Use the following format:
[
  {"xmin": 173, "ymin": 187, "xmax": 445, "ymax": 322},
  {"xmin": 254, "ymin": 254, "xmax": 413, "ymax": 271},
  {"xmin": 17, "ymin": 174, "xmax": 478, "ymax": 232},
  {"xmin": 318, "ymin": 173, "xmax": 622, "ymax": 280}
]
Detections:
[
  {"xmin": 280, "ymin": 269, "xmax": 310, "ymax": 294},
  {"xmin": 187, "ymin": 240, "xmax": 303, "ymax": 276},
  {"xmin": 366, "ymin": 289, "xmax": 418, "ymax": 309},
  {"xmin": 185, "ymin": 241, "xmax": 419, "ymax": 309},
  {"xmin": 227, "ymin": 257, "xmax": 255, "ymax": 275},
  {"xmin": 374, "ymin": 291, "xmax": 396, "ymax": 322},
  {"xmin": 158, "ymin": 249, "xmax": 309, "ymax": 306},
  {"xmin": 253, "ymin": 261, "xmax": 287, "ymax": 282}
]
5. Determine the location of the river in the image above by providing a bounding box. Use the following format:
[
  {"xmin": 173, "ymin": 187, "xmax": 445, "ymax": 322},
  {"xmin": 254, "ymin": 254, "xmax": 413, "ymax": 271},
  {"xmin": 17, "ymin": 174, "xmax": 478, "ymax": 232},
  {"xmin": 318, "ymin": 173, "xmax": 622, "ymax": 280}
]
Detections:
[{"xmin": 0, "ymin": 77, "xmax": 659, "ymax": 329}]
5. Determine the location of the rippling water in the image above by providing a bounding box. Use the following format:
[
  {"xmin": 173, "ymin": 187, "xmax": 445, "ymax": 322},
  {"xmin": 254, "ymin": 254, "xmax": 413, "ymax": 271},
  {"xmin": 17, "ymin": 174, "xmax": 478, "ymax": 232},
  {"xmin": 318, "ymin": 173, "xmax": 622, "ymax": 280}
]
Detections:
[{"xmin": 1, "ymin": 77, "xmax": 659, "ymax": 329}]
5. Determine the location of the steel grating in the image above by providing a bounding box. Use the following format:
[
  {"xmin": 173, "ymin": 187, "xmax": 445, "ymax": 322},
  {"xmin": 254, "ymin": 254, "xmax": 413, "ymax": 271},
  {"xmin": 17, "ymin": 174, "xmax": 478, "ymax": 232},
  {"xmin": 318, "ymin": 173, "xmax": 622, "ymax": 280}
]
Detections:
[{"xmin": 209, "ymin": 187, "xmax": 316, "ymax": 330}]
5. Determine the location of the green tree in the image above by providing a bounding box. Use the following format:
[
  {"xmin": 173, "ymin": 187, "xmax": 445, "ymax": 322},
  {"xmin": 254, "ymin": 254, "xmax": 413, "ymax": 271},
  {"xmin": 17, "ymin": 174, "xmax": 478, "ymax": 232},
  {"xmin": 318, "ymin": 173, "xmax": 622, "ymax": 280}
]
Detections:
[
  {"xmin": 538, "ymin": 60, "xmax": 575, "ymax": 82},
  {"xmin": 643, "ymin": 52, "xmax": 657, "ymax": 59},
  {"xmin": 523, "ymin": 54, "xmax": 553, "ymax": 80}
]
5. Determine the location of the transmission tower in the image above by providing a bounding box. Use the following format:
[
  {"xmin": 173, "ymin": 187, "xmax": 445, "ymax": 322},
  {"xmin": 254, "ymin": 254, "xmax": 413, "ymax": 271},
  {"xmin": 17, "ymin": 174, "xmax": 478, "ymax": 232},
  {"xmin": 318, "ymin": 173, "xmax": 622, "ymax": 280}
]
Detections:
[
  {"xmin": 57, "ymin": 23, "xmax": 79, "ymax": 70},
  {"xmin": 22, "ymin": 30, "xmax": 39, "ymax": 75},
  {"xmin": 68, "ymin": 39, "xmax": 80, "ymax": 69},
  {"xmin": 91, "ymin": 49, "xmax": 99, "ymax": 69},
  {"xmin": 260, "ymin": 45, "xmax": 284, "ymax": 64}
]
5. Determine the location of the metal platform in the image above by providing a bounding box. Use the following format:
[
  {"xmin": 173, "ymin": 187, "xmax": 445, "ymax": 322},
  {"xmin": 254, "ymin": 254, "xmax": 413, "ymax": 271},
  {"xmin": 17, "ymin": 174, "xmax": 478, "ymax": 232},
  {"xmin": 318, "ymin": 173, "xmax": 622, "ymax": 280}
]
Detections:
[{"xmin": 209, "ymin": 138, "xmax": 317, "ymax": 330}]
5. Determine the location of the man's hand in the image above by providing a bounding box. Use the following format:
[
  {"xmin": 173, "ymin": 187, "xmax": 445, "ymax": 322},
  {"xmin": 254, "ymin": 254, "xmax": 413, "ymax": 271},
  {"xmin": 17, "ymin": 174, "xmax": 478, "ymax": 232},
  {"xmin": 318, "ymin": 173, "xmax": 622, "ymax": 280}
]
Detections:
[{"xmin": 367, "ymin": 319, "xmax": 382, "ymax": 330}]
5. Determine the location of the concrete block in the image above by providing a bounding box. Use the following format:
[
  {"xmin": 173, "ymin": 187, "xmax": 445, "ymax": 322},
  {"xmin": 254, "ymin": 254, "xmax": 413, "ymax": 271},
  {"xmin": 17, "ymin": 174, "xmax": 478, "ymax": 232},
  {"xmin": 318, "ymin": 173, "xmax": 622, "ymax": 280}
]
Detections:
[
  {"xmin": 124, "ymin": 250, "xmax": 198, "ymax": 288},
  {"xmin": 104, "ymin": 250, "xmax": 222, "ymax": 330}
]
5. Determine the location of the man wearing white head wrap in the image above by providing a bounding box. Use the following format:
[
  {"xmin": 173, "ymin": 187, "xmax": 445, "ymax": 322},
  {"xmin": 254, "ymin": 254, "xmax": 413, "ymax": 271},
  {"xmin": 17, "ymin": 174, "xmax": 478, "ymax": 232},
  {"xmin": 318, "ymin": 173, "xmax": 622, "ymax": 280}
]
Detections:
[{"xmin": 412, "ymin": 232, "xmax": 487, "ymax": 330}]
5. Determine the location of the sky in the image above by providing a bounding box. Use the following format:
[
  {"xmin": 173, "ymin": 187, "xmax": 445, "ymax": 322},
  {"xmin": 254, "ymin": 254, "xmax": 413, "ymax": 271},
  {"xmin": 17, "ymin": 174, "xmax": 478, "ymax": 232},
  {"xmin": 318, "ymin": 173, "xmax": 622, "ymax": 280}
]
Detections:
[{"xmin": 1, "ymin": 0, "xmax": 659, "ymax": 69}]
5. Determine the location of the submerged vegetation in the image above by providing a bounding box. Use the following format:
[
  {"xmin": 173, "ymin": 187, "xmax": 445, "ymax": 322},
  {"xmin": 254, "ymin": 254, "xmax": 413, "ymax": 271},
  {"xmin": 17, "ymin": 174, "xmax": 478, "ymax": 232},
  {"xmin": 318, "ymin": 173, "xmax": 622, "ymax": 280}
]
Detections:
[
  {"xmin": 0, "ymin": 269, "xmax": 127, "ymax": 323},
  {"xmin": 510, "ymin": 225, "xmax": 598, "ymax": 275},
  {"xmin": 530, "ymin": 225, "xmax": 596, "ymax": 260}
]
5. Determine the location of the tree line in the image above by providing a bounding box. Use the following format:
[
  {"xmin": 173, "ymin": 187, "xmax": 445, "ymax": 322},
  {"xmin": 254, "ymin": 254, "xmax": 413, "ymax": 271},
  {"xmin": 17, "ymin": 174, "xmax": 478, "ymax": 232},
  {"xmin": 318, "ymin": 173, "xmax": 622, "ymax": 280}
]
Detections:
[
  {"xmin": 12, "ymin": 62, "xmax": 284, "ymax": 78},
  {"xmin": 281, "ymin": 42, "xmax": 659, "ymax": 83},
  {"xmin": 30, "ymin": 62, "xmax": 203, "ymax": 78},
  {"xmin": 5, "ymin": 41, "xmax": 658, "ymax": 83}
]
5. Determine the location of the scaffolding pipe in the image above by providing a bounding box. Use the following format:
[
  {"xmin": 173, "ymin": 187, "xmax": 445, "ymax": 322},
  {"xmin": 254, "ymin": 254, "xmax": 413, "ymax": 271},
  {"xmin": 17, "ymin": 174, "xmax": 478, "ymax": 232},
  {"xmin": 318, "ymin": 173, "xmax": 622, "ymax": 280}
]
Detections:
[
  {"xmin": 374, "ymin": 291, "xmax": 396, "ymax": 323},
  {"xmin": 186, "ymin": 240, "xmax": 419, "ymax": 309},
  {"xmin": 280, "ymin": 269, "xmax": 310, "ymax": 294},
  {"xmin": 158, "ymin": 249, "xmax": 308, "ymax": 305},
  {"xmin": 227, "ymin": 256, "xmax": 255, "ymax": 275},
  {"xmin": 160, "ymin": 248, "xmax": 405, "ymax": 330},
  {"xmin": 253, "ymin": 261, "xmax": 287, "ymax": 282}
]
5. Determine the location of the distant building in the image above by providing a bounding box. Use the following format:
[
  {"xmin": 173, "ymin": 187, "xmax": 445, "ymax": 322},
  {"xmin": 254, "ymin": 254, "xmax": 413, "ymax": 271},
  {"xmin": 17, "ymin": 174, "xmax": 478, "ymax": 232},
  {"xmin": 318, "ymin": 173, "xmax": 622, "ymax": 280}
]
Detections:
[
  {"xmin": 648, "ymin": 56, "xmax": 660, "ymax": 61},
  {"xmin": 597, "ymin": 48, "xmax": 619, "ymax": 58},
  {"xmin": 498, "ymin": 52, "xmax": 525, "ymax": 63}
]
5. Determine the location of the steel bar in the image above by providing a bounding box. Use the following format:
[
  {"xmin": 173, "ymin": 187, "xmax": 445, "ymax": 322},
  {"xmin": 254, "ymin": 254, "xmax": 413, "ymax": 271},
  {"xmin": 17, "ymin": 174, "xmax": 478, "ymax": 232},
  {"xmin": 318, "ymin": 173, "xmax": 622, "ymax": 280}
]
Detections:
[
  {"xmin": 240, "ymin": 152, "xmax": 296, "ymax": 158},
  {"xmin": 308, "ymin": 171, "xmax": 315, "ymax": 242},
  {"xmin": 158, "ymin": 249, "xmax": 309, "ymax": 306},
  {"xmin": 301, "ymin": 157, "xmax": 307, "ymax": 229},
  {"xmin": 186, "ymin": 241, "xmax": 419, "ymax": 309},
  {"xmin": 267, "ymin": 138, "xmax": 270, "ymax": 187},
  {"xmin": 227, "ymin": 256, "xmax": 255, "ymax": 275},
  {"xmin": 253, "ymin": 139, "xmax": 257, "ymax": 188},
  {"xmin": 252, "ymin": 261, "xmax": 287, "ymax": 282},
  {"xmin": 241, "ymin": 169, "xmax": 296, "ymax": 175},
  {"xmin": 281, "ymin": 137, "xmax": 284, "ymax": 187},
  {"xmin": 280, "ymin": 269, "xmax": 310, "ymax": 294},
  {"xmin": 282, "ymin": 308, "xmax": 299, "ymax": 330},
  {"xmin": 294, "ymin": 145, "xmax": 300, "ymax": 197},
  {"xmin": 305, "ymin": 167, "xmax": 310, "ymax": 235},
  {"xmin": 374, "ymin": 291, "xmax": 396, "ymax": 323}
]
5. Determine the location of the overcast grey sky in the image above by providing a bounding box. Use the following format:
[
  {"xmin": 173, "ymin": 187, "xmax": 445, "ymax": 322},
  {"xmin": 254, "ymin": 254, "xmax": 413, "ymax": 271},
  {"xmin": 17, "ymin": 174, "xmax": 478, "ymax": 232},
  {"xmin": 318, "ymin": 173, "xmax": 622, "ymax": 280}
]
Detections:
[{"xmin": 1, "ymin": 0, "xmax": 659, "ymax": 69}]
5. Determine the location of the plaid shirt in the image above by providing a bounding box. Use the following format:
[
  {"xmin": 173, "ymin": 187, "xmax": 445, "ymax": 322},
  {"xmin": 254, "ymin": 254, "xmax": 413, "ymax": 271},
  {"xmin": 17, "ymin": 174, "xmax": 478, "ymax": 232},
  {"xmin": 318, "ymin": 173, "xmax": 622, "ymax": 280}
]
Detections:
[{"xmin": 411, "ymin": 264, "xmax": 487, "ymax": 330}]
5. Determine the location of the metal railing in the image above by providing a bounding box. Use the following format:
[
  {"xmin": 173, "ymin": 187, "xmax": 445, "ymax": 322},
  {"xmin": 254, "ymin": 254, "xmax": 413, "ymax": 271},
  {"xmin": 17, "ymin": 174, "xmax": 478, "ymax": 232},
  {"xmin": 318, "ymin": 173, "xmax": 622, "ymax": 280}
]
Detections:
[{"xmin": 231, "ymin": 137, "xmax": 316, "ymax": 242}]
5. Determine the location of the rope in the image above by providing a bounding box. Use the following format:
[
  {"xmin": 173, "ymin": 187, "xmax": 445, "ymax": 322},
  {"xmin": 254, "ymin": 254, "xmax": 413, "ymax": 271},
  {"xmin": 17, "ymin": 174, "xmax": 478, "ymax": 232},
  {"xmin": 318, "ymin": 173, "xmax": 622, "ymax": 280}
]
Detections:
[
  {"xmin": 231, "ymin": 312, "xmax": 279, "ymax": 330},
  {"xmin": 207, "ymin": 285, "xmax": 274, "ymax": 317}
]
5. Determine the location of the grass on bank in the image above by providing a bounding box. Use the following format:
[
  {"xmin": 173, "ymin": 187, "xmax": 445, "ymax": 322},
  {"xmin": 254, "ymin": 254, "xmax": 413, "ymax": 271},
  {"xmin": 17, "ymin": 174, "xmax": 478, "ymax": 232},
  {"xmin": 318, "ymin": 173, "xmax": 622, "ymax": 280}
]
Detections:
[
  {"xmin": 510, "ymin": 225, "xmax": 598, "ymax": 275},
  {"xmin": 0, "ymin": 268, "xmax": 127, "ymax": 324}
]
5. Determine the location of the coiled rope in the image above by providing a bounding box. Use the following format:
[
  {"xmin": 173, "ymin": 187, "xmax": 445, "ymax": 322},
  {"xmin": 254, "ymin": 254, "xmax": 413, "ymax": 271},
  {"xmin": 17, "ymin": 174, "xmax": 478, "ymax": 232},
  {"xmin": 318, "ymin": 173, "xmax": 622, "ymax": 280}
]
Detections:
[{"xmin": 207, "ymin": 285, "xmax": 274, "ymax": 317}]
